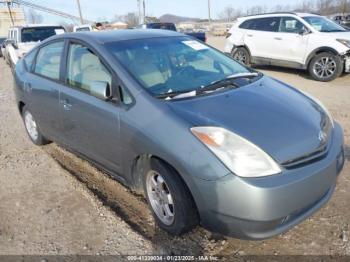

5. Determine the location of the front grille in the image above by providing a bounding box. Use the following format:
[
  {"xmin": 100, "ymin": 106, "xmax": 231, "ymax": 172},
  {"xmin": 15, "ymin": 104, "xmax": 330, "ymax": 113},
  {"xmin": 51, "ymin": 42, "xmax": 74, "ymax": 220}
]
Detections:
[{"xmin": 282, "ymin": 144, "xmax": 328, "ymax": 169}]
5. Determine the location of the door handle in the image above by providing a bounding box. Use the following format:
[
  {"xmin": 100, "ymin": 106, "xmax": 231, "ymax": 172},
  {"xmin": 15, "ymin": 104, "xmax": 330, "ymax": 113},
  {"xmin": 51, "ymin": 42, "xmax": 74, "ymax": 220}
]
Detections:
[
  {"xmin": 247, "ymin": 34, "xmax": 253, "ymax": 37},
  {"xmin": 24, "ymin": 82, "xmax": 32, "ymax": 92},
  {"xmin": 274, "ymin": 37, "xmax": 282, "ymax": 40},
  {"xmin": 60, "ymin": 99, "xmax": 72, "ymax": 110}
]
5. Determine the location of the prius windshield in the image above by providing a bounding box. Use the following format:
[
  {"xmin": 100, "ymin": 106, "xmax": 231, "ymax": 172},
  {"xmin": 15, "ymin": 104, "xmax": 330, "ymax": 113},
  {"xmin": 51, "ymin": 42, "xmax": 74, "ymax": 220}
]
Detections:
[
  {"xmin": 106, "ymin": 37, "xmax": 251, "ymax": 97},
  {"xmin": 303, "ymin": 16, "xmax": 346, "ymax": 32}
]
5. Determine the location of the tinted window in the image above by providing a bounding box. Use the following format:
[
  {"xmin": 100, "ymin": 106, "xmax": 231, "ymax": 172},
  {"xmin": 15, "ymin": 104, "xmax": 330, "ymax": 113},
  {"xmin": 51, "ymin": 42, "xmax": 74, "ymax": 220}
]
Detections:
[
  {"xmin": 239, "ymin": 19, "xmax": 254, "ymax": 29},
  {"xmin": 255, "ymin": 17, "xmax": 280, "ymax": 31},
  {"xmin": 279, "ymin": 17, "xmax": 305, "ymax": 33},
  {"xmin": 34, "ymin": 41, "xmax": 64, "ymax": 80},
  {"xmin": 240, "ymin": 17, "xmax": 280, "ymax": 32},
  {"xmin": 66, "ymin": 43, "xmax": 111, "ymax": 93},
  {"xmin": 147, "ymin": 23, "xmax": 176, "ymax": 31},
  {"xmin": 21, "ymin": 27, "xmax": 64, "ymax": 42}
]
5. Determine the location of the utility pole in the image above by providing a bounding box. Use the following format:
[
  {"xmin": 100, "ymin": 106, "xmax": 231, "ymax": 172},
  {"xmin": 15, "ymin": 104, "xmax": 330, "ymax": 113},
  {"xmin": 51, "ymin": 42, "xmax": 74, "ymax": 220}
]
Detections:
[
  {"xmin": 137, "ymin": 0, "xmax": 141, "ymax": 24},
  {"xmin": 207, "ymin": 0, "xmax": 211, "ymax": 25},
  {"xmin": 142, "ymin": 0, "xmax": 146, "ymax": 24},
  {"xmin": 76, "ymin": 0, "xmax": 84, "ymax": 24},
  {"xmin": 6, "ymin": 1, "xmax": 15, "ymax": 26}
]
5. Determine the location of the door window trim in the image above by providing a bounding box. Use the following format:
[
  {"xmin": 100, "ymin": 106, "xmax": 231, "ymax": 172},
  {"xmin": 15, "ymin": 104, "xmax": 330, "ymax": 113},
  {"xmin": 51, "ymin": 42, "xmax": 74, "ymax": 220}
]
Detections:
[
  {"xmin": 31, "ymin": 39, "xmax": 67, "ymax": 84},
  {"xmin": 62, "ymin": 38, "xmax": 135, "ymax": 107}
]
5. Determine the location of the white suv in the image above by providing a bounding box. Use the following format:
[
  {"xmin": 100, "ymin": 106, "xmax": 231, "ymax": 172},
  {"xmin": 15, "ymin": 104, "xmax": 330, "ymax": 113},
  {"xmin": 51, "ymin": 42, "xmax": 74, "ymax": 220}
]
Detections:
[{"xmin": 225, "ymin": 12, "xmax": 350, "ymax": 81}]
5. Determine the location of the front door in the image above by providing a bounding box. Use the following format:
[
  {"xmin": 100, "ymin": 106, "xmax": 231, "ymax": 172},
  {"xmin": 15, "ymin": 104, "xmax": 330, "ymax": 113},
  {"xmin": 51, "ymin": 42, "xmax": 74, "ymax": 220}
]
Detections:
[
  {"xmin": 270, "ymin": 17, "xmax": 309, "ymax": 64},
  {"xmin": 59, "ymin": 41, "xmax": 122, "ymax": 175}
]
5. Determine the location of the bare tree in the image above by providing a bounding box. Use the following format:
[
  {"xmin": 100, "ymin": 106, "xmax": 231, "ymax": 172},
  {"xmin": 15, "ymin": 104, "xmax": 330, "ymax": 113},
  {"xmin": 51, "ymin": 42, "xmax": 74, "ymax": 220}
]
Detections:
[
  {"xmin": 218, "ymin": 6, "xmax": 241, "ymax": 22},
  {"xmin": 123, "ymin": 12, "xmax": 139, "ymax": 27},
  {"xmin": 316, "ymin": 0, "xmax": 336, "ymax": 15},
  {"xmin": 337, "ymin": 0, "xmax": 350, "ymax": 14},
  {"xmin": 246, "ymin": 5, "xmax": 268, "ymax": 15},
  {"xmin": 26, "ymin": 8, "xmax": 43, "ymax": 24}
]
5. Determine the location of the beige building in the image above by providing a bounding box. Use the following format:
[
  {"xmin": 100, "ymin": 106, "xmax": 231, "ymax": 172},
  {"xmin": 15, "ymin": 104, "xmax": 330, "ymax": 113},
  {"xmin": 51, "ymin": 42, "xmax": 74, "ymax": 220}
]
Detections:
[{"xmin": 0, "ymin": 6, "xmax": 26, "ymax": 37}]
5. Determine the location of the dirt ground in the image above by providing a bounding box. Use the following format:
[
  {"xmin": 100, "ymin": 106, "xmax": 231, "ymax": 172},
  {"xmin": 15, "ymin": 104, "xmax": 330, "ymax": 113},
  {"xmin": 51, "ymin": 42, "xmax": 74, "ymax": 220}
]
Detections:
[{"xmin": 0, "ymin": 36, "xmax": 349, "ymax": 257}]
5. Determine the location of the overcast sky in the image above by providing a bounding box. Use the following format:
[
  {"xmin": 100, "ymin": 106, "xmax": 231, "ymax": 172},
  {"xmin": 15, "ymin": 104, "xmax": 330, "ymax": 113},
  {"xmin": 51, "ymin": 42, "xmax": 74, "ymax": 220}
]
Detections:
[{"xmin": 23, "ymin": 0, "xmax": 304, "ymax": 24}]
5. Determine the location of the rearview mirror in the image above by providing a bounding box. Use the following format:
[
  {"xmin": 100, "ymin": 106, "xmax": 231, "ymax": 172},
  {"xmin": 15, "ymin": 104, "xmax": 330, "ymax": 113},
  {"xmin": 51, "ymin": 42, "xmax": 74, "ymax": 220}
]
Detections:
[{"xmin": 90, "ymin": 81, "xmax": 111, "ymax": 100}]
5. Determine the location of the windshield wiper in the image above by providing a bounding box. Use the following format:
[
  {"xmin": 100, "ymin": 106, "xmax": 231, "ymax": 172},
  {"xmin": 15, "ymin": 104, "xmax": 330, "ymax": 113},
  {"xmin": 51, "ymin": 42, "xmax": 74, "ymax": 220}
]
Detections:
[
  {"xmin": 154, "ymin": 89, "xmax": 195, "ymax": 99},
  {"xmin": 197, "ymin": 72, "xmax": 260, "ymax": 94},
  {"xmin": 155, "ymin": 72, "xmax": 260, "ymax": 100}
]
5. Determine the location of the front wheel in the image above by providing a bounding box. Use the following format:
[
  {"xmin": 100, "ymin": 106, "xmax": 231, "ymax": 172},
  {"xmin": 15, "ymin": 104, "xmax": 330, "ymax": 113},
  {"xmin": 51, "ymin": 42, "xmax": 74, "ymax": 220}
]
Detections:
[
  {"xmin": 143, "ymin": 158, "xmax": 199, "ymax": 235},
  {"xmin": 308, "ymin": 52, "xmax": 343, "ymax": 82}
]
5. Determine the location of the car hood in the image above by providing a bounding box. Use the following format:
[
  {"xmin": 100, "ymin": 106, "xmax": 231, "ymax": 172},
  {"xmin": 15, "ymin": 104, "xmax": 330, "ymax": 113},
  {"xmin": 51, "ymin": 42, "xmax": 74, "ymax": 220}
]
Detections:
[
  {"xmin": 321, "ymin": 31, "xmax": 350, "ymax": 40},
  {"xmin": 168, "ymin": 76, "xmax": 332, "ymax": 164},
  {"xmin": 17, "ymin": 42, "xmax": 38, "ymax": 53}
]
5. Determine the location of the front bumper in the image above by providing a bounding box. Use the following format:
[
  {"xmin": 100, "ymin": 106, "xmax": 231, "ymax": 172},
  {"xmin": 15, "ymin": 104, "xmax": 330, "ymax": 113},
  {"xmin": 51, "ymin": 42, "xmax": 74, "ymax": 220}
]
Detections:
[{"xmin": 193, "ymin": 122, "xmax": 344, "ymax": 239}]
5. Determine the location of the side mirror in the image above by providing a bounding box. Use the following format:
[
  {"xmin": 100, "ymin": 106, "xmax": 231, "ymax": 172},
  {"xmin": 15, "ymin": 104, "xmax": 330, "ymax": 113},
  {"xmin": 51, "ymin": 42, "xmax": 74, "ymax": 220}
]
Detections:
[
  {"xmin": 90, "ymin": 81, "xmax": 111, "ymax": 100},
  {"xmin": 299, "ymin": 27, "xmax": 310, "ymax": 35},
  {"xmin": 5, "ymin": 39, "xmax": 15, "ymax": 45}
]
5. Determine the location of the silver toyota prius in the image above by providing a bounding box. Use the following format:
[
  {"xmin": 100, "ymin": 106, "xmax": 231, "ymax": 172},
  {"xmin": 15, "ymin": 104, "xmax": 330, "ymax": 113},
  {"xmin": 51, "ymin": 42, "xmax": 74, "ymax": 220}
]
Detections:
[{"xmin": 14, "ymin": 30, "xmax": 345, "ymax": 239}]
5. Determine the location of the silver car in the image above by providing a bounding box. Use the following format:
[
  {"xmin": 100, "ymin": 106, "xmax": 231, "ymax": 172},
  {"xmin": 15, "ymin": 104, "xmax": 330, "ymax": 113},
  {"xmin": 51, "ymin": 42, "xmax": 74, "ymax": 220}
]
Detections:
[{"xmin": 14, "ymin": 30, "xmax": 345, "ymax": 239}]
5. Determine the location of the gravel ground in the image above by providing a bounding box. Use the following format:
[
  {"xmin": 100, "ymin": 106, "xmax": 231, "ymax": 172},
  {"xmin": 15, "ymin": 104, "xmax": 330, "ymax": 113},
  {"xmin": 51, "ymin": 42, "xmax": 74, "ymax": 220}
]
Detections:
[{"xmin": 0, "ymin": 36, "xmax": 349, "ymax": 256}]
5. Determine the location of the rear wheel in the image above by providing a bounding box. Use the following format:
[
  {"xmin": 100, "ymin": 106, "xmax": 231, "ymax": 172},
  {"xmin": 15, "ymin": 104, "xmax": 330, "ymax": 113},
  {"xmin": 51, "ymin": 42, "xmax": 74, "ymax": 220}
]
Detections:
[
  {"xmin": 22, "ymin": 106, "xmax": 50, "ymax": 145},
  {"xmin": 143, "ymin": 158, "xmax": 199, "ymax": 235},
  {"xmin": 308, "ymin": 52, "xmax": 342, "ymax": 82},
  {"xmin": 231, "ymin": 47, "xmax": 250, "ymax": 66}
]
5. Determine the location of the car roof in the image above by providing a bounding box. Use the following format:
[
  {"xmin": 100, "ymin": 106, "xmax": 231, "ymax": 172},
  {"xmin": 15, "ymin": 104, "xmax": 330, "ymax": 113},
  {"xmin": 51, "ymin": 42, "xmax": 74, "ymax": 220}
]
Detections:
[
  {"xmin": 238, "ymin": 12, "xmax": 320, "ymax": 21},
  {"xmin": 10, "ymin": 24, "xmax": 64, "ymax": 29},
  {"xmin": 52, "ymin": 29, "xmax": 185, "ymax": 44}
]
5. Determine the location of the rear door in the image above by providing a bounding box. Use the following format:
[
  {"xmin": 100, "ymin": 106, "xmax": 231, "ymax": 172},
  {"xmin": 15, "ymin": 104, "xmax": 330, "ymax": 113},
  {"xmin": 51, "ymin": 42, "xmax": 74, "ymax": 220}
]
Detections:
[
  {"xmin": 27, "ymin": 40, "xmax": 65, "ymax": 141},
  {"xmin": 243, "ymin": 17, "xmax": 280, "ymax": 59},
  {"xmin": 59, "ymin": 40, "xmax": 123, "ymax": 175}
]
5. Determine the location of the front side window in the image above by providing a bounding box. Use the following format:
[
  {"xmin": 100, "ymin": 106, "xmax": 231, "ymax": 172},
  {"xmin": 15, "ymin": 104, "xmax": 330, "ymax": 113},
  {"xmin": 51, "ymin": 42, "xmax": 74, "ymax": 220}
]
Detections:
[
  {"xmin": 66, "ymin": 43, "xmax": 112, "ymax": 93},
  {"xmin": 106, "ymin": 37, "xmax": 251, "ymax": 97},
  {"xmin": 303, "ymin": 16, "xmax": 346, "ymax": 32},
  {"xmin": 34, "ymin": 41, "xmax": 64, "ymax": 80},
  {"xmin": 279, "ymin": 17, "xmax": 305, "ymax": 33}
]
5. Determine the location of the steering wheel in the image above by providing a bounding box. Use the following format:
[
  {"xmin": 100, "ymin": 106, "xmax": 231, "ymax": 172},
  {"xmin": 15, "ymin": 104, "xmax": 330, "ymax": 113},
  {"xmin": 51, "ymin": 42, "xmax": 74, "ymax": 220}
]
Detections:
[{"xmin": 174, "ymin": 66, "xmax": 196, "ymax": 78}]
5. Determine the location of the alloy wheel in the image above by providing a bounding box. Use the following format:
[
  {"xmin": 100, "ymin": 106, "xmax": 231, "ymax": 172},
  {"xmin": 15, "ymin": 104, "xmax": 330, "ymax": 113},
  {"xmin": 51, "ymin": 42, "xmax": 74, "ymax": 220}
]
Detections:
[
  {"xmin": 24, "ymin": 111, "xmax": 38, "ymax": 141},
  {"xmin": 313, "ymin": 56, "xmax": 337, "ymax": 79},
  {"xmin": 146, "ymin": 170, "xmax": 175, "ymax": 225}
]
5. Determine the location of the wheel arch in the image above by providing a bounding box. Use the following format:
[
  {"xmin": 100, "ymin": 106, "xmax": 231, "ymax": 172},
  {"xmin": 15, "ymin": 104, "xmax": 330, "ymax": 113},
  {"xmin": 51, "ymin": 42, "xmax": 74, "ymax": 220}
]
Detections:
[
  {"xmin": 18, "ymin": 101, "xmax": 25, "ymax": 114},
  {"xmin": 305, "ymin": 47, "xmax": 340, "ymax": 68},
  {"xmin": 129, "ymin": 153, "xmax": 200, "ymax": 215}
]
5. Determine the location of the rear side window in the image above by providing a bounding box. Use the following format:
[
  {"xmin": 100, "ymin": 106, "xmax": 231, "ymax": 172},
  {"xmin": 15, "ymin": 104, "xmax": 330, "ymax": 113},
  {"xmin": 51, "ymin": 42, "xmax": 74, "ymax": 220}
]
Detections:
[
  {"xmin": 66, "ymin": 43, "xmax": 112, "ymax": 93},
  {"xmin": 240, "ymin": 17, "xmax": 280, "ymax": 32},
  {"xmin": 34, "ymin": 41, "xmax": 64, "ymax": 80}
]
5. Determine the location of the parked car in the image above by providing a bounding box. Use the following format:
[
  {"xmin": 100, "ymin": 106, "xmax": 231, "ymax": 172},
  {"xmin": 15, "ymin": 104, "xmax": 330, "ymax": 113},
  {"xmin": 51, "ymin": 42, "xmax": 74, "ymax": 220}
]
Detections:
[
  {"xmin": 225, "ymin": 12, "xmax": 350, "ymax": 81},
  {"xmin": 0, "ymin": 37, "xmax": 6, "ymax": 57},
  {"xmin": 137, "ymin": 22, "xmax": 206, "ymax": 42},
  {"xmin": 14, "ymin": 30, "xmax": 344, "ymax": 239},
  {"xmin": 73, "ymin": 24, "xmax": 92, "ymax": 32},
  {"xmin": 4, "ymin": 24, "xmax": 65, "ymax": 68}
]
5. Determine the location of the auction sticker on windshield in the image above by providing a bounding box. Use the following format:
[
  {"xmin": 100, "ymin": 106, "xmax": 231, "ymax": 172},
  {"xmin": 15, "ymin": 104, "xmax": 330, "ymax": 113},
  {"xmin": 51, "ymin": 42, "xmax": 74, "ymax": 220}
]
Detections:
[{"xmin": 182, "ymin": 40, "xmax": 208, "ymax": 50}]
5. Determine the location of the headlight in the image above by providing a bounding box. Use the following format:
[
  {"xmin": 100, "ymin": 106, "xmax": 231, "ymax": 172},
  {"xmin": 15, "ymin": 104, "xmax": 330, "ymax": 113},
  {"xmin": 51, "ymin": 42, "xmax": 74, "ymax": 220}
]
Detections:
[
  {"xmin": 191, "ymin": 127, "xmax": 281, "ymax": 178},
  {"xmin": 337, "ymin": 39, "xmax": 350, "ymax": 48}
]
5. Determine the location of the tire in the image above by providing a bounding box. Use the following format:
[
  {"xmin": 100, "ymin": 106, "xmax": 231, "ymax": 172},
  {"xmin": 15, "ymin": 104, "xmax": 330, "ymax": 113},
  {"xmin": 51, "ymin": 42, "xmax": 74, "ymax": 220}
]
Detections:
[
  {"xmin": 308, "ymin": 52, "xmax": 343, "ymax": 82},
  {"xmin": 22, "ymin": 106, "xmax": 50, "ymax": 145},
  {"xmin": 231, "ymin": 47, "xmax": 251, "ymax": 66},
  {"xmin": 143, "ymin": 158, "xmax": 199, "ymax": 235}
]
